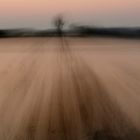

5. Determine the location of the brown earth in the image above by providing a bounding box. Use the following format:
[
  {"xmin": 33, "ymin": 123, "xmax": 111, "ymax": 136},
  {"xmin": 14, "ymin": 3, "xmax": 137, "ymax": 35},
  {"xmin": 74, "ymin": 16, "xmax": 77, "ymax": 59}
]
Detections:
[{"xmin": 0, "ymin": 37, "xmax": 140, "ymax": 140}]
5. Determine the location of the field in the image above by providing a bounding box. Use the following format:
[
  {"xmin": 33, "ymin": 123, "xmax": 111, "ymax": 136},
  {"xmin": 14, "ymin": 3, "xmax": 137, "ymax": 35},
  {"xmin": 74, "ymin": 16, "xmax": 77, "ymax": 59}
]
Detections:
[{"xmin": 0, "ymin": 37, "xmax": 140, "ymax": 140}]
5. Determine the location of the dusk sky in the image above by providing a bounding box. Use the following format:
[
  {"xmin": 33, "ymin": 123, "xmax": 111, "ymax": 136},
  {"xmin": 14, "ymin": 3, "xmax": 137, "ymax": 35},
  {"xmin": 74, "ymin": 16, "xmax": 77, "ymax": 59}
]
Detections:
[{"xmin": 0, "ymin": 0, "xmax": 140, "ymax": 29}]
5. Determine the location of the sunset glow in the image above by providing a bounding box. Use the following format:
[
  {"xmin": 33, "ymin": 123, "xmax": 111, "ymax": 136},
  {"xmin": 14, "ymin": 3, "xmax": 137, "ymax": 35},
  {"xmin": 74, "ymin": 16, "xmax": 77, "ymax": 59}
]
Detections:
[{"xmin": 0, "ymin": 0, "xmax": 140, "ymax": 28}]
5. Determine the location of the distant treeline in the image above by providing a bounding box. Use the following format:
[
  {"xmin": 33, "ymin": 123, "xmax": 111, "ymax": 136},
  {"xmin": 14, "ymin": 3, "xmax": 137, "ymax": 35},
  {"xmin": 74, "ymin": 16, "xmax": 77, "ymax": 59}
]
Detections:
[
  {"xmin": 71, "ymin": 26, "xmax": 140, "ymax": 38},
  {"xmin": 0, "ymin": 29, "xmax": 56, "ymax": 37},
  {"xmin": 0, "ymin": 26, "xmax": 140, "ymax": 38}
]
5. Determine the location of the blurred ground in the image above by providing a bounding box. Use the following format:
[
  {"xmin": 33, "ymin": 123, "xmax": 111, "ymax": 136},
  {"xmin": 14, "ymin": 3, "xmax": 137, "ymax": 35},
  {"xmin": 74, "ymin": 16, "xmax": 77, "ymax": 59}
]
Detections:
[{"xmin": 0, "ymin": 37, "xmax": 140, "ymax": 140}]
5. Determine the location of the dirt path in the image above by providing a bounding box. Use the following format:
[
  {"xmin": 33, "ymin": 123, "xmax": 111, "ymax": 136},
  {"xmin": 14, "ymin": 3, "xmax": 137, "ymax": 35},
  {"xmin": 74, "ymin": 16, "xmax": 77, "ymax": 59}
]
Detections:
[{"xmin": 0, "ymin": 37, "xmax": 139, "ymax": 140}]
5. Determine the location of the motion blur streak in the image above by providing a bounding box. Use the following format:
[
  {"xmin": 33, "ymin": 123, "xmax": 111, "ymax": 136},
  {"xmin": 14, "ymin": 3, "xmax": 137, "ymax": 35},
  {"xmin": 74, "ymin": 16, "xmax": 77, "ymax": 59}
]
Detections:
[{"xmin": 0, "ymin": 37, "xmax": 140, "ymax": 139}]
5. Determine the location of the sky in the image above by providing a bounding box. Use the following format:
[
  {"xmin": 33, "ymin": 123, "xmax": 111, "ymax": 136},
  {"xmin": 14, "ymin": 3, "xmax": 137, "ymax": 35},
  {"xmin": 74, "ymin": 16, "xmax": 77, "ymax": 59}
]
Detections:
[{"xmin": 0, "ymin": 0, "xmax": 140, "ymax": 29}]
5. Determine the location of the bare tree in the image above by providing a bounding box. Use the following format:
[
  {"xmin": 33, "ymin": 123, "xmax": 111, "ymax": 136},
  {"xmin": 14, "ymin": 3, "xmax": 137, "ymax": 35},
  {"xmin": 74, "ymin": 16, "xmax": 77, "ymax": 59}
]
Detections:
[{"xmin": 53, "ymin": 15, "xmax": 65, "ymax": 36}]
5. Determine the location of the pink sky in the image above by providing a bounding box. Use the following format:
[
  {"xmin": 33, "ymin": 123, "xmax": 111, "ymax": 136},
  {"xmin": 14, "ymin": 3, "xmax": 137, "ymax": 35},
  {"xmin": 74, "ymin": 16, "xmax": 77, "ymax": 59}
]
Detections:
[{"xmin": 0, "ymin": 0, "xmax": 140, "ymax": 28}]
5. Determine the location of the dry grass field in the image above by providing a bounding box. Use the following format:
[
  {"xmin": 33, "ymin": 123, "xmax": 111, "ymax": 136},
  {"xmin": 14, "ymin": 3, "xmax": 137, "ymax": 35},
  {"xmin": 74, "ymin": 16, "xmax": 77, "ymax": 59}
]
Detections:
[{"xmin": 0, "ymin": 37, "xmax": 140, "ymax": 140}]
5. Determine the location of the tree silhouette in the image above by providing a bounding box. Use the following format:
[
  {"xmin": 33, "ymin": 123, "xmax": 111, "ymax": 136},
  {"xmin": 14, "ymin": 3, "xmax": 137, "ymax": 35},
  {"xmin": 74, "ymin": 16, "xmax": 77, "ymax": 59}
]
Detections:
[{"xmin": 53, "ymin": 15, "xmax": 65, "ymax": 36}]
